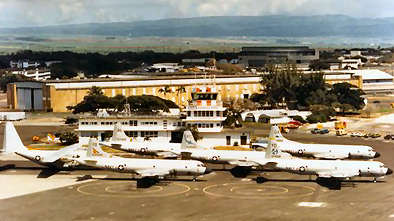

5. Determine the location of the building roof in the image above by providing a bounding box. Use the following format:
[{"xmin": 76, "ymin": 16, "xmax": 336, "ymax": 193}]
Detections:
[
  {"xmin": 319, "ymin": 69, "xmax": 393, "ymax": 81},
  {"xmin": 46, "ymin": 75, "xmax": 261, "ymax": 89},
  {"xmin": 352, "ymin": 70, "xmax": 394, "ymax": 81}
]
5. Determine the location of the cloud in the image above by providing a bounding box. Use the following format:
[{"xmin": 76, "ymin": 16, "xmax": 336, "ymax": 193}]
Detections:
[{"xmin": 0, "ymin": 0, "xmax": 393, "ymax": 28}]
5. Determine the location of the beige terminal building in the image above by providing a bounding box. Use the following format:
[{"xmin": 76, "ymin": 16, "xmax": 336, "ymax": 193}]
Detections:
[
  {"xmin": 8, "ymin": 75, "xmax": 261, "ymax": 112},
  {"xmin": 7, "ymin": 71, "xmax": 371, "ymax": 112}
]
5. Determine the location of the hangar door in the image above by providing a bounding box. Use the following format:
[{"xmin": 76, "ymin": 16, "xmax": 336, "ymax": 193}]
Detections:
[{"xmin": 17, "ymin": 88, "xmax": 43, "ymax": 111}]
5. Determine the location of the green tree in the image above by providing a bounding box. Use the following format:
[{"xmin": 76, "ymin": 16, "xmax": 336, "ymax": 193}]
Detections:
[
  {"xmin": 59, "ymin": 132, "xmax": 79, "ymax": 145},
  {"xmin": 309, "ymin": 60, "xmax": 330, "ymax": 71},
  {"xmin": 158, "ymin": 85, "xmax": 173, "ymax": 99},
  {"xmin": 330, "ymin": 83, "xmax": 365, "ymax": 111},
  {"xmin": 260, "ymin": 64, "xmax": 302, "ymax": 109},
  {"xmin": 67, "ymin": 87, "xmax": 113, "ymax": 114}
]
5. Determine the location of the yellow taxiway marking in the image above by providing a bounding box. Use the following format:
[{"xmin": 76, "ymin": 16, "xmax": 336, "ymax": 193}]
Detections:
[
  {"xmin": 105, "ymin": 184, "xmax": 163, "ymax": 194},
  {"xmin": 203, "ymin": 182, "xmax": 315, "ymax": 200},
  {"xmin": 230, "ymin": 184, "xmax": 289, "ymax": 195},
  {"xmin": 77, "ymin": 181, "xmax": 190, "ymax": 198}
]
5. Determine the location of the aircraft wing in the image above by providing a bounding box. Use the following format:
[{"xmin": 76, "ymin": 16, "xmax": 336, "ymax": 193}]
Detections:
[
  {"xmin": 317, "ymin": 170, "xmax": 360, "ymax": 178},
  {"xmin": 156, "ymin": 152, "xmax": 179, "ymax": 158},
  {"xmin": 135, "ymin": 169, "xmax": 171, "ymax": 177},
  {"xmin": 314, "ymin": 153, "xmax": 348, "ymax": 160},
  {"xmin": 44, "ymin": 143, "xmax": 81, "ymax": 163},
  {"xmin": 228, "ymin": 160, "xmax": 259, "ymax": 167},
  {"xmin": 251, "ymin": 159, "xmax": 278, "ymax": 167}
]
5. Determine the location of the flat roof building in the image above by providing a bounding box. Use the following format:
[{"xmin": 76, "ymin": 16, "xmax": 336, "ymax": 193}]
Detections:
[
  {"xmin": 239, "ymin": 46, "xmax": 319, "ymax": 68},
  {"xmin": 25, "ymin": 75, "xmax": 262, "ymax": 112}
]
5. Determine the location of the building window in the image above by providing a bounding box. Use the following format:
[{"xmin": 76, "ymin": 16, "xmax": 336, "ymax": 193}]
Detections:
[
  {"xmin": 140, "ymin": 131, "xmax": 158, "ymax": 138},
  {"xmin": 226, "ymin": 136, "xmax": 231, "ymax": 145},
  {"xmin": 187, "ymin": 111, "xmax": 191, "ymax": 117},
  {"xmin": 125, "ymin": 131, "xmax": 138, "ymax": 138},
  {"xmin": 216, "ymin": 111, "xmax": 220, "ymax": 117}
]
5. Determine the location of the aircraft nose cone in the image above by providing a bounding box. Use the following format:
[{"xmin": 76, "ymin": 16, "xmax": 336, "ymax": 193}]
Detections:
[
  {"xmin": 374, "ymin": 152, "xmax": 381, "ymax": 158},
  {"xmin": 204, "ymin": 168, "xmax": 213, "ymax": 175},
  {"xmin": 386, "ymin": 168, "xmax": 393, "ymax": 175}
]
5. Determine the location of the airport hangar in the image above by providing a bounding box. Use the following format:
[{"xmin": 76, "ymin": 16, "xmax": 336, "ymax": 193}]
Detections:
[{"xmin": 7, "ymin": 73, "xmax": 363, "ymax": 112}]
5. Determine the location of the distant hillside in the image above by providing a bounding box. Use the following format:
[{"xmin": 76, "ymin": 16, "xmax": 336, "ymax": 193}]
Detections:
[{"xmin": 2, "ymin": 15, "xmax": 394, "ymax": 38}]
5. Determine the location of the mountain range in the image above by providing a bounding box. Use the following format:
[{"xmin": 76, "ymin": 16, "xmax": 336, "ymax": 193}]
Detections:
[{"xmin": 2, "ymin": 15, "xmax": 394, "ymax": 38}]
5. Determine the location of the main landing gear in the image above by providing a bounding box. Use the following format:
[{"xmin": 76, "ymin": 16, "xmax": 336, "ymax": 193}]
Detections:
[{"xmin": 137, "ymin": 177, "xmax": 159, "ymax": 188}]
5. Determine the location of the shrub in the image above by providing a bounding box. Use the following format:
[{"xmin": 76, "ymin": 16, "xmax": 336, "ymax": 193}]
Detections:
[
  {"xmin": 65, "ymin": 117, "xmax": 78, "ymax": 125},
  {"xmin": 307, "ymin": 113, "xmax": 328, "ymax": 124},
  {"xmin": 59, "ymin": 132, "xmax": 79, "ymax": 145},
  {"xmin": 292, "ymin": 115, "xmax": 307, "ymax": 124}
]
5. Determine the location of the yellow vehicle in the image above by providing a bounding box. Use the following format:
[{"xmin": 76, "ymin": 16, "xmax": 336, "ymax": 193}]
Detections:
[
  {"xmin": 336, "ymin": 129, "xmax": 348, "ymax": 136},
  {"xmin": 335, "ymin": 121, "xmax": 347, "ymax": 130}
]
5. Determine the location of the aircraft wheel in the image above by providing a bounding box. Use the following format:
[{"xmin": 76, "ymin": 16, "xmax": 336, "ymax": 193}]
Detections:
[{"xmin": 256, "ymin": 176, "xmax": 267, "ymax": 184}]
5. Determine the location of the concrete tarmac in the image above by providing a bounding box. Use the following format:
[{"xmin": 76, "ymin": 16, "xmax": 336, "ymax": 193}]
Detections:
[{"xmin": 1, "ymin": 128, "xmax": 394, "ymax": 221}]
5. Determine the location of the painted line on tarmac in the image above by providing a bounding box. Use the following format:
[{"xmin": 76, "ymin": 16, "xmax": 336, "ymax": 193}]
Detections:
[
  {"xmin": 77, "ymin": 181, "xmax": 191, "ymax": 198},
  {"xmin": 203, "ymin": 182, "xmax": 315, "ymax": 200},
  {"xmin": 297, "ymin": 202, "xmax": 327, "ymax": 208},
  {"xmin": 105, "ymin": 184, "xmax": 164, "ymax": 194},
  {"xmin": 230, "ymin": 184, "xmax": 289, "ymax": 195}
]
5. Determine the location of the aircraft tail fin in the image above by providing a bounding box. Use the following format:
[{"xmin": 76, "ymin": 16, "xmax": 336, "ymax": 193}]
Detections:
[
  {"xmin": 112, "ymin": 123, "xmax": 129, "ymax": 142},
  {"xmin": 87, "ymin": 138, "xmax": 95, "ymax": 157},
  {"xmin": 270, "ymin": 125, "xmax": 285, "ymax": 140},
  {"xmin": 265, "ymin": 129, "xmax": 281, "ymax": 159},
  {"xmin": 1, "ymin": 122, "xmax": 27, "ymax": 154},
  {"xmin": 87, "ymin": 138, "xmax": 109, "ymax": 157},
  {"xmin": 181, "ymin": 130, "xmax": 198, "ymax": 150}
]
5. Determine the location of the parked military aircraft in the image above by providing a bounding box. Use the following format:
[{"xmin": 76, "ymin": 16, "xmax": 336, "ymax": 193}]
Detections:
[
  {"xmin": 99, "ymin": 123, "xmax": 179, "ymax": 158},
  {"xmin": 254, "ymin": 125, "xmax": 380, "ymax": 159},
  {"xmin": 252, "ymin": 129, "xmax": 392, "ymax": 186},
  {"xmin": 1, "ymin": 122, "xmax": 104, "ymax": 170},
  {"xmin": 76, "ymin": 138, "xmax": 212, "ymax": 188},
  {"xmin": 169, "ymin": 130, "xmax": 292, "ymax": 177}
]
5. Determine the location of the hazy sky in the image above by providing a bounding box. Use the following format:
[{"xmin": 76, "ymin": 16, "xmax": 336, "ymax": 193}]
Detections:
[{"xmin": 0, "ymin": 0, "xmax": 394, "ymax": 28}]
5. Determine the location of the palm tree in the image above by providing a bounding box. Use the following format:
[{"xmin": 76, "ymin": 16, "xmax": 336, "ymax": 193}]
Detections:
[
  {"xmin": 158, "ymin": 85, "xmax": 173, "ymax": 99},
  {"xmin": 176, "ymin": 86, "xmax": 186, "ymax": 106}
]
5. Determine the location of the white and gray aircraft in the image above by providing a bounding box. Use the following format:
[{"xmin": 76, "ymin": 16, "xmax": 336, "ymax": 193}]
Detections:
[
  {"xmin": 99, "ymin": 123, "xmax": 179, "ymax": 158},
  {"xmin": 252, "ymin": 129, "xmax": 392, "ymax": 185},
  {"xmin": 253, "ymin": 125, "xmax": 380, "ymax": 159},
  {"xmin": 1, "ymin": 122, "xmax": 103, "ymax": 170},
  {"xmin": 75, "ymin": 138, "xmax": 212, "ymax": 188},
  {"xmin": 168, "ymin": 131, "xmax": 292, "ymax": 177}
]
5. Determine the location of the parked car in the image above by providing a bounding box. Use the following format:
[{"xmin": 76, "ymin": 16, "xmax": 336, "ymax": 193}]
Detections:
[
  {"xmin": 384, "ymin": 134, "xmax": 394, "ymax": 140},
  {"xmin": 350, "ymin": 131, "xmax": 365, "ymax": 137},
  {"xmin": 311, "ymin": 128, "xmax": 320, "ymax": 134},
  {"xmin": 319, "ymin": 129, "xmax": 329, "ymax": 134},
  {"xmin": 288, "ymin": 120, "xmax": 302, "ymax": 127},
  {"xmin": 367, "ymin": 133, "xmax": 381, "ymax": 138}
]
